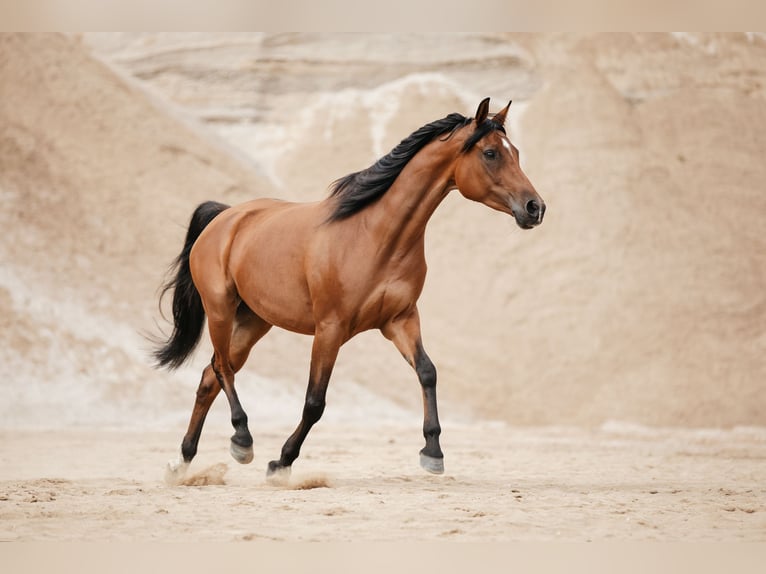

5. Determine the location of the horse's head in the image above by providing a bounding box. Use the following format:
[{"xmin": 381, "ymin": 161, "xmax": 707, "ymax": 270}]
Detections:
[{"xmin": 454, "ymin": 98, "xmax": 545, "ymax": 230}]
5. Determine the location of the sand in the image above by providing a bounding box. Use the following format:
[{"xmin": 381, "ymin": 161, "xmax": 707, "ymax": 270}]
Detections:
[
  {"xmin": 1, "ymin": 425, "xmax": 764, "ymax": 541},
  {"xmin": 1, "ymin": 33, "xmax": 764, "ymax": 542}
]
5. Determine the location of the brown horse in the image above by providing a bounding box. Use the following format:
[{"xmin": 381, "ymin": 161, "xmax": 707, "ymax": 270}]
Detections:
[{"xmin": 155, "ymin": 97, "xmax": 545, "ymax": 483}]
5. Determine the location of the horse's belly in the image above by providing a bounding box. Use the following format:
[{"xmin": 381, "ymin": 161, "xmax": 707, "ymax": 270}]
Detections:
[{"xmin": 246, "ymin": 294, "xmax": 315, "ymax": 335}]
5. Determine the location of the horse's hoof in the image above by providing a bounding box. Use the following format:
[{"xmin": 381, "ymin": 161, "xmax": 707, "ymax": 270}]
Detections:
[
  {"xmin": 266, "ymin": 460, "xmax": 291, "ymax": 485},
  {"xmin": 165, "ymin": 454, "xmax": 190, "ymax": 486},
  {"xmin": 420, "ymin": 453, "xmax": 444, "ymax": 475},
  {"xmin": 230, "ymin": 441, "xmax": 254, "ymax": 465}
]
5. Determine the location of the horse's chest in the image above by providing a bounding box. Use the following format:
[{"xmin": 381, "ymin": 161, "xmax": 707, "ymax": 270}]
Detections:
[{"xmin": 352, "ymin": 267, "xmax": 425, "ymax": 331}]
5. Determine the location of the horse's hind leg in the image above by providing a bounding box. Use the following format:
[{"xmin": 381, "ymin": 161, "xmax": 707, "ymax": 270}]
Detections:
[
  {"xmin": 166, "ymin": 364, "xmax": 220, "ymax": 483},
  {"xmin": 383, "ymin": 308, "xmax": 444, "ymax": 474},
  {"xmin": 166, "ymin": 304, "xmax": 271, "ymax": 483},
  {"xmin": 209, "ymin": 301, "xmax": 275, "ymax": 465}
]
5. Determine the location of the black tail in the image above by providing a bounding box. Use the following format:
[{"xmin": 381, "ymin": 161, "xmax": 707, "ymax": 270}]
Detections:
[{"xmin": 154, "ymin": 201, "xmax": 230, "ymax": 370}]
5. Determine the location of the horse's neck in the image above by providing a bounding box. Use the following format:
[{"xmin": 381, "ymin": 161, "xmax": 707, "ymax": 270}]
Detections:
[{"xmin": 363, "ymin": 141, "xmax": 458, "ymax": 257}]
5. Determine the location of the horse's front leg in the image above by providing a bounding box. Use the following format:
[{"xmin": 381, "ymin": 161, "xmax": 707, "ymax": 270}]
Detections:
[
  {"xmin": 267, "ymin": 324, "xmax": 344, "ymax": 481},
  {"xmin": 383, "ymin": 308, "xmax": 444, "ymax": 474}
]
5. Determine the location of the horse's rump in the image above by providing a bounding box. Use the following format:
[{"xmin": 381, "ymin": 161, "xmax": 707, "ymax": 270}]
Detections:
[{"xmin": 191, "ymin": 199, "xmax": 320, "ymax": 335}]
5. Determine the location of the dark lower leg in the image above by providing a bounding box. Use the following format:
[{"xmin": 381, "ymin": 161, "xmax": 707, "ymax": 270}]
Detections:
[
  {"xmin": 174, "ymin": 304, "xmax": 270, "ymax": 469},
  {"xmin": 269, "ymin": 395, "xmax": 325, "ymax": 472},
  {"xmin": 180, "ymin": 365, "xmax": 221, "ymax": 462},
  {"xmin": 211, "ymin": 356, "xmax": 252, "ymax": 449},
  {"xmin": 383, "ymin": 311, "xmax": 444, "ymax": 473},
  {"xmin": 416, "ymin": 345, "xmax": 443, "ymax": 460},
  {"xmin": 268, "ymin": 329, "xmax": 341, "ymax": 475}
]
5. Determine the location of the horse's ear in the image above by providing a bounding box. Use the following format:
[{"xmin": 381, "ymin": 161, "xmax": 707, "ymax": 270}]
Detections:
[
  {"xmin": 475, "ymin": 97, "xmax": 490, "ymax": 124},
  {"xmin": 492, "ymin": 100, "xmax": 512, "ymax": 127}
]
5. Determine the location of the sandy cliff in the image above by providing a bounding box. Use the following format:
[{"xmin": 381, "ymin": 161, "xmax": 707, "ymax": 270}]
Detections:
[{"xmin": 2, "ymin": 33, "xmax": 764, "ymax": 430}]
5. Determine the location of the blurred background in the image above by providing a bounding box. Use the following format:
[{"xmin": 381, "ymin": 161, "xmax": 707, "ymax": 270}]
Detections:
[{"xmin": 1, "ymin": 33, "xmax": 764, "ymax": 433}]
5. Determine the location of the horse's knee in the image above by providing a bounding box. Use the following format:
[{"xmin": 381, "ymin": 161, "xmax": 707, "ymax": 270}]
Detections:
[
  {"xmin": 416, "ymin": 357, "xmax": 437, "ymax": 389},
  {"xmin": 303, "ymin": 395, "xmax": 326, "ymax": 425}
]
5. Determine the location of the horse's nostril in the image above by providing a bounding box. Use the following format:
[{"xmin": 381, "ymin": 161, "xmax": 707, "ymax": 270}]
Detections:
[{"xmin": 525, "ymin": 199, "xmax": 540, "ymax": 217}]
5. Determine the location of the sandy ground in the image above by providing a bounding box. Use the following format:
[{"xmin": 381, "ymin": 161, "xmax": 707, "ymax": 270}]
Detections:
[{"xmin": 1, "ymin": 424, "xmax": 764, "ymax": 541}]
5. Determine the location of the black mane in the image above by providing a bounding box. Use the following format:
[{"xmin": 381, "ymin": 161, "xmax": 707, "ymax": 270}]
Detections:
[{"xmin": 328, "ymin": 112, "xmax": 485, "ymax": 221}]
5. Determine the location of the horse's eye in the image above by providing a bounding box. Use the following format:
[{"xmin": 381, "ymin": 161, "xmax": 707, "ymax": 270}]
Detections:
[{"xmin": 483, "ymin": 149, "xmax": 497, "ymax": 160}]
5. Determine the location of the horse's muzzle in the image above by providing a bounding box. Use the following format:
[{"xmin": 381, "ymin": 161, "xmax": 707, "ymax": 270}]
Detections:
[{"xmin": 513, "ymin": 198, "xmax": 546, "ymax": 229}]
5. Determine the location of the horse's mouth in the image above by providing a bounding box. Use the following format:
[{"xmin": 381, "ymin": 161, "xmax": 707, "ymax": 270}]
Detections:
[
  {"xmin": 511, "ymin": 204, "xmax": 545, "ymax": 230},
  {"xmin": 514, "ymin": 216, "xmax": 541, "ymax": 230}
]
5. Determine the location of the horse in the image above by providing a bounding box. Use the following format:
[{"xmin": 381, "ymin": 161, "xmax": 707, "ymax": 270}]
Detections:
[{"xmin": 155, "ymin": 97, "xmax": 545, "ymax": 483}]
